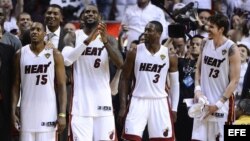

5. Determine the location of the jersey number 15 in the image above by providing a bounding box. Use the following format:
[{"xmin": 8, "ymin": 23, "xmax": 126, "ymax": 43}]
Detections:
[{"xmin": 36, "ymin": 75, "xmax": 48, "ymax": 85}]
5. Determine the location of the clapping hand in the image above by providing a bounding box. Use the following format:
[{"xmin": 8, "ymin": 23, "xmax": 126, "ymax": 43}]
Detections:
[{"xmin": 98, "ymin": 22, "xmax": 108, "ymax": 43}]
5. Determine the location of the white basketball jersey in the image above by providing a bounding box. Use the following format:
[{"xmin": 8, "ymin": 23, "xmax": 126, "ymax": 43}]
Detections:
[
  {"xmin": 71, "ymin": 30, "xmax": 112, "ymax": 117},
  {"xmin": 132, "ymin": 44, "xmax": 169, "ymax": 98},
  {"xmin": 201, "ymin": 39, "xmax": 234, "ymax": 121},
  {"xmin": 20, "ymin": 45, "xmax": 57, "ymax": 132}
]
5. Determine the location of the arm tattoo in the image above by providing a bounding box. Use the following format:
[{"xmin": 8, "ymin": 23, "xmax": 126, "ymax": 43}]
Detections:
[
  {"xmin": 108, "ymin": 36, "xmax": 116, "ymax": 47},
  {"xmin": 228, "ymin": 45, "xmax": 236, "ymax": 56},
  {"xmin": 200, "ymin": 39, "xmax": 206, "ymax": 53}
]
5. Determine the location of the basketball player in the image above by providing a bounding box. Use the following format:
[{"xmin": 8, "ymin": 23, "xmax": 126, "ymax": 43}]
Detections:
[
  {"xmin": 192, "ymin": 14, "xmax": 241, "ymax": 141},
  {"xmin": 61, "ymin": 4, "xmax": 123, "ymax": 141},
  {"xmin": 11, "ymin": 22, "xmax": 67, "ymax": 141},
  {"xmin": 118, "ymin": 21, "xmax": 179, "ymax": 141}
]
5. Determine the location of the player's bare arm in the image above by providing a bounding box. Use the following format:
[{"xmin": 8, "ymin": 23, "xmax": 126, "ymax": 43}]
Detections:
[
  {"xmin": 11, "ymin": 50, "xmax": 21, "ymax": 131},
  {"xmin": 194, "ymin": 39, "xmax": 205, "ymax": 100},
  {"xmin": 169, "ymin": 53, "xmax": 178, "ymax": 72},
  {"xmin": 106, "ymin": 36, "xmax": 124, "ymax": 68},
  {"xmin": 62, "ymin": 27, "xmax": 99, "ymax": 66},
  {"xmin": 117, "ymin": 44, "xmax": 136, "ymax": 125},
  {"xmin": 63, "ymin": 31, "xmax": 76, "ymax": 47},
  {"xmin": 168, "ymin": 53, "xmax": 179, "ymax": 122},
  {"xmin": 223, "ymin": 44, "xmax": 241, "ymax": 101},
  {"xmin": 53, "ymin": 48, "xmax": 67, "ymax": 133},
  {"xmin": 98, "ymin": 22, "xmax": 123, "ymax": 69}
]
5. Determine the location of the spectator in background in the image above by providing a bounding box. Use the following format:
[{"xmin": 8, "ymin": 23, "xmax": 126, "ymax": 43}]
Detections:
[
  {"xmin": 235, "ymin": 99, "xmax": 250, "ymax": 125},
  {"xmin": 0, "ymin": 6, "xmax": 22, "ymax": 51},
  {"xmin": 162, "ymin": 0, "xmax": 180, "ymax": 23},
  {"xmin": 229, "ymin": 13, "xmax": 250, "ymax": 47},
  {"xmin": 232, "ymin": 11, "xmax": 250, "ymax": 49},
  {"xmin": 96, "ymin": 0, "xmax": 113, "ymax": 20},
  {"xmin": 172, "ymin": 36, "xmax": 187, "ymax": 58},
  {"xmin": 115, "ymin": 0, "xmax": 136, "ymax": 21},
  {"xmin": 240, "ymin": 57, "xmax": 250, "ymax": 100},
  {"xmin": 169, "ymin": 43, "xmax": 176, "ymax": 55},
  {"xmin": 50, "ymin": 0, "xmax": 84, "ymax": 23},
  {"xmin": 44, "ymin": 4, "xmax": 66, "ymax": 51},
  {"xmin": 227, "ymin": 29, "xmax": 238, "ymax": 43},
  {"xmin": 63, "ymin": 22, "xmax": 76, "ymax": 51},
  {"xmin": 220, "ymin": 0, "xmax": 243, "ymax": 18},
  {"xmin": 163, "ymin": 38, "xmax": 176, "ymax": 55},
  {"xmin": 212, "ymin": 0, "xmax": 223, "ymax": 15},
  {"xmin": 1, "ymin": 0, "xmax": 23, "ymax": 33},
  {"xmin": 63, "ymin": 22, "xmax": 76, "ymax": 33},
  {"xmin": 16, "ymin": 12, "xmax": 32, "ymax": 46},
  {"xmin": 23, "ymin": 0, "xmax": 49, "ymax": 23},
  {"xmin": 16, "ymin": 12, "xmax": 32, "ymax": 33},
  {"xmin": 120, "ymin": 0, "xmax": 168, "ymax": 51},
  {"xmin": 235, "ymin": 44, "xmax": 249, "ymax": 104},
  {"xmin": 0, "ymin": 25, "xmax": 15, "ymax": 141},
  {"xmin": 175, "ymin": 34, "xmax": 203, "ymax": 141},
  {"xmin": 44, "ymin": 4, "xmax": 72, "ymax": 141},
  {"xmin": 240, "ymin": 53, "xmax": 250, "ymax": 99},
  {"xmin": 196, "ymin": 9, "xmax": 211, "ymax": 37}
]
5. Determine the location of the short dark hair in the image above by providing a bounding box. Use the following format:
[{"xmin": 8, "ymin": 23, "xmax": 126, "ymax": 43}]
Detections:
[
  {"xmin": 149, "ymin": 21, "xmax": 163, "ymax": 34},
  {"xmin": 191, "ymin": 34, "xmax": 204, "ymax": 40},
  {"xmin": 80, "ymin": 4, "xmax": 99, "ymax": 18},
  {"xmin": 197, "ymin": 9, "xmax": 212, "ymax": 15},
  {"xmin": 16, "ymin": 12, "xmax": 31, "ymax": 21},
  {"xmin": 31, "ymin": 22, "xmax": 46, "ymax": 31},
  {"xmin": 238, "ymin": 99, "xmax": 250, "ymax": 115},
  {"xmin": 47, "ymin": 4, "xmax": 63, "ymax": 15},
  {"xmin": 208, "ymin": 13, "xmax": 229, "ymax": 36},
  {"xmin": 238, "ymin": 44, "xmax": 250, "ymax": 56},
  {"xmin": 138, "ymin": 33, "xmax": 144, "ymax": 40}
]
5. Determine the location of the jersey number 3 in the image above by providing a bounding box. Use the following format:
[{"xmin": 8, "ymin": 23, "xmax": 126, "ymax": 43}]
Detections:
[{"xmin": 153, "ymin": 74, "xmax": 160, "ymax": 83}]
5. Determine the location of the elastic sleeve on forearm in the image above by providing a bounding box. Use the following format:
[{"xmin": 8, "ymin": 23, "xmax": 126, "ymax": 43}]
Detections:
[
  {"xmin": 62, "ymin": 44, "xmax": 87, "ymax": 66},
  {"xmin": 110, "ymin": 69, "xmax": 122, "ymax": 96},
  {"xmin": 169, "ymin": 71, "xmax": 180, "ymax": 111}
]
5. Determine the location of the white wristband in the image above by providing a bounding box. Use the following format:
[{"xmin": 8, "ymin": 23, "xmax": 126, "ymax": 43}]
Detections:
[
  {"xmin": 215, "ymin": 100, "xmax": 224, "ymax": 109},
  {"xmin": 194, "ymin": 85, "xmax": 201, "ymax": 92}
]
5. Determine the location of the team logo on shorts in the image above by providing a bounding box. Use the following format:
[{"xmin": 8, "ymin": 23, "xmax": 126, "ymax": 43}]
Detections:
[
  {"xmin": 109, "ymin": 130, "xmax": 114, "ymax": 140},
  {"xmin": 216, "ymin": 133, "xmax": 221, "ymax": 141},
  {"xmin": 222, "ymin": 49, "xmax": 227, "ymax": 55},
  {"xmin": 160, "ymin": 54, "xmax": 166, "ymax": 60},
  {"xmin": 163, "ymin": 128, "xmax": 169, "ymax": 137},
  {"xmin": 73, "ymin": 136, "xmax": 78, "ymax": 141},
  {"xmin": 45, "ymin": 53, "xmax": 51, "ymax": 59},
  {"xmin": 125, "ymin": 128, "xmax": 128, "ymax": 133}
]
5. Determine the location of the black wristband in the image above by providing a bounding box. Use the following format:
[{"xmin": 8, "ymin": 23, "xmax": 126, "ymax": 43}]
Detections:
[
  {"xmin": 103, "ymin": 40, "xmax": 108, "ymax": 44},
  {"xmin": 83, "ymin": 40, "xmax": 89, "ymax": 46},
  {"xmin": 222, "ymin": 96, "xmax": 228, "ymax": 101}
]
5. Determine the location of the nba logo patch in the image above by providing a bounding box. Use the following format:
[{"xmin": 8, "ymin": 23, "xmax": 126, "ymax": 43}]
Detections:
[
  {"xmin": 45, "ymin": 53, "xmax": 51, "ymax": 59},
  {"xmin": 160, "ymin": 54, "xmax": 166, "ymax": 60},
  {"xmin": 163, "ymin": 128, "xmax": 169, "ymax": 137},
  {"xmin": 222, "ymin": 49, "xmax": 227, "ymax": 55}
]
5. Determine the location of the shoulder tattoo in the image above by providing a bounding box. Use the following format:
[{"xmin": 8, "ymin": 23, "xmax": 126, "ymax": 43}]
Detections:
[{"xmin": 228, "ymin": 45, "xmax": 236, "ymax": 57}]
